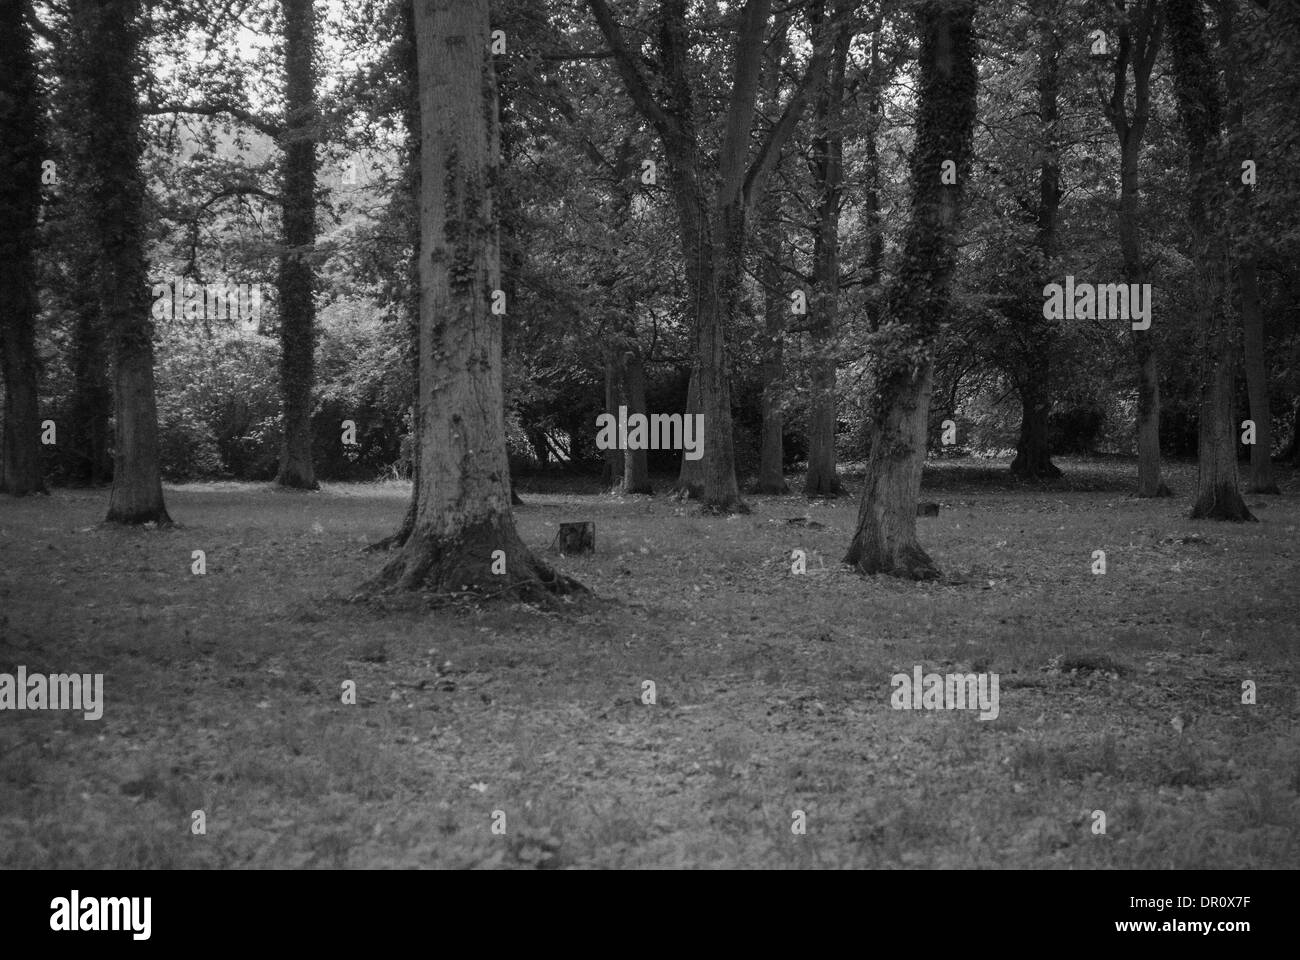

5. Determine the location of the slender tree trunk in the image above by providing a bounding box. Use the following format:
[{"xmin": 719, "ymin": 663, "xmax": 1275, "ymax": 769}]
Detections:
[
  {"xmin": 622, "ymin": 347, "xmax": 652, "ymax": 493},
  {"xmin": 1238, "ymin": 258, "xmax": 1278, "ymax": 491},
  {"xmin": 603, "ymin": 346, "xmax": 625, "ymax": 489},
  {"xmin": 0, "ymin": 0, "xmax": 46, "ymax": 496},
  {"xmin": 1106, "ymin": 1, "xmax": 1170, "ymax": 497},
  {"xmin": 66, "ymin": 0, "xmax": 170, "ymax": 524},
  {"xmin": 756, "ymin": 193, "xmax": 789, "ymax": 494},
  {"xmin": 803, "ymin": 0, "xmax": 850, "ymax": 498},
  {"xmin": 844, "ymin": 0, "xmax": 977, "ymax": 579},
  {"xmin": 275, "ymin": 0, "xmax": 319, "ymax": 490},
  {"xmin": 370, "ymin": 3, "xmax": 420, "ymax": 550},
  {"xmin": 369, "ymin": 0, "xmax": 583, "ymax": 601},
  {"xmin": 1011, "ymin": 15, "xmax": 1062, "ymax": 480},
  {"xmin": 1167, "ymin": 0, "xmax": 1253, "ymax": 521}
]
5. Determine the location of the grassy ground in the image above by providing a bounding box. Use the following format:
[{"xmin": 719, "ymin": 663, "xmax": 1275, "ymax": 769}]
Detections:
[{"xmin": 1, "ymin": 456, "xmax": 1297, "ymax": 869}]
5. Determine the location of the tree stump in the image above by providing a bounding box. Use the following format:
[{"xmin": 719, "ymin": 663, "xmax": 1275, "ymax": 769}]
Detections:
[{"xmin": 558, "ymin": 522, "xmax": 595, "ymax": 555}]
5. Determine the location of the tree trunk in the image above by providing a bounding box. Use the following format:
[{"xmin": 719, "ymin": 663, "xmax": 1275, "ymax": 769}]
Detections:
[
  {"xmin": 591, "ymin": 0, "xmax": 829, "ymax": 513},
  {"xmin": 372, "ymin": 0, "xmax": 422, "ymax": 550},
  {"xmin": 275, "ymin": 0, "xmax": 319, "ymax": 490},
  {"xmin": 66, "ymin": 287, "xmax": 112, "ymax": 484},
  {"xmin": 1011, "ymin": 16, "xmax": 1062, "ymax": 481},
  {"xmin": 622, "ymin": 347, "xmax": 652, "ymax": 493},
  {"xmin": 66, "ymin": 0, "xmax": 170, "ymax": 524},
  {"xmin": 1238, "ymin": 258, "xmax": 1278, "ymax": 492},
  {"xmin": 1010, "ymin": 368, "xmax": 1060, "ymax": 478},
  {"xmin": 369, "ymin": 0, "xmax": 583, "ymax": 601},
  {"xmin": 1217, "ymin": 0, "xmax": 1278, "ymax": 494},
  {"xmin": 1106, "ymin": 0, "xmax": 1170, "ymax": 497},
  {"xmin": 674, "ymin": 365, "xmax": 705, "ymax": 497},
  {"xmin": 0, "ymin": 0, "xmax": 46, "ymax": 496},
  {"xmin": 1167, "ymin": 0, "xmax": 1253, "ymax": 521},
  {"xmin": 602, "ymin": 347, "xmax": 625, "ymax": 489},
  {"xmin": 1133, "ymin": 337, "xmax": 1169, "ymax": 495},
  {"xmin": 844, "ymin": 0, "xmax": 977, "ymax": 580},
  {"xmin": 756, "ymin": 193, "xmax": 788, "ymax": 494},
  {"xmin": 803, "ymin": 0, "xmax": 850, "ymax": 498}
]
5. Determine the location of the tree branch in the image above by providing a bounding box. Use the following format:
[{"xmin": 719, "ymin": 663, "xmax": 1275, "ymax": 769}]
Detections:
[{"xmin": 142, "ymin": 101, "xmax": 283, "ymax": 140}]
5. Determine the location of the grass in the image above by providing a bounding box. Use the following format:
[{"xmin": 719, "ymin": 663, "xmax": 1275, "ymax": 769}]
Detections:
[{"xmin": 0, "ymin": 456, "xmax": 1297, "ymax": 868}]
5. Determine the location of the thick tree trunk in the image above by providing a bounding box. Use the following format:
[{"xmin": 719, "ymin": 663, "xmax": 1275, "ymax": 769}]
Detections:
[
  {"xmin": 66, "ymin": 290, "xmax": 112, "ymax": 485},
  {"xmin": 369, "ymin": 0, "xmax": 583, "ymax": 601},
  {"xmin": 0, "ymin": 0, "xmax": 46, "ymax": 496},
  {"xmin": 674, "ymin": 366, "xmax": 705, "ymax": 497},
  {"xmin": 1010, "ymin": 368, "xmax": 1060, "ymax": 479},
  {"xmin": 622, "ymin": 348, "xmax": 652, "ymax": 493},
  {"xmin": 1167, "ymin": 0, "xmax": 1253, "ymax": 521},
  {"xmin": 844, "ymin": 0, "xmax": 977, "ymax": 580},
  {"xmin": 66, "ymin": 0, "xmax": 170, "ymax": 524},
  {"xmin": 275, "ymin": 0, "xmax": 318, "ymax": 490}
]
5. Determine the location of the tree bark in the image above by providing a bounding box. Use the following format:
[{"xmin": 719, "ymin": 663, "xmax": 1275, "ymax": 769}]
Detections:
[
  {"xmin": 274, "ymin": 0, "xmax": 319, "ymax": 490},
  {"xmin": 674, "ymin": 366, "xmax": 705, "ymax": 497},
  {"xmin": 844, "ymin": 0, "xmax": 978, "ymax": 580},
  {"xmin": 66, "ymin": 283, "xmax": 112, "ymax": 485},
  {"xmin": 1010, "ymin": 13, "xmax": 1062, "ymax": 481},
  {"xmin": 756, "ymin": 190, "xmax": 789, "ymax": 494},
  {"xmin": 1105, "ymin": 0, "xmax": 1170, "ymax": 497},
  {"xmin": 66, "ymin": 0, "xmax": 170, "ymax": 524},
  {"xmin": 1167, "ymin": 0, "xmax": 1253, "ymax": 521},
  {"xmin": 1010, "ymin": 367, "xmax": 1059, "ymax": 479},
  {"xmin": 1238, "ymin": 258, "xmax": 1277, "ymax": 491},
  {"xmin": 368, "ymin": 0, "xmax": 584, "ymax": 601},
  {"xmin": 1218, "ymin": 0, "xmax": 1278, "ymax": 494},
  {"xmin": 602, "ymin": 346, "xmax": 625, "ymax": 488},
  {"xmin": 621, "ymin": 347, "xmax": 652, "ymax": 493},
  {"xmin": 803, "ymin": 0, "xmax": 850, "ymax": 498},
  {"xmin": 0, "ymin": 0, "xmax": 46, "ymax": 496}
]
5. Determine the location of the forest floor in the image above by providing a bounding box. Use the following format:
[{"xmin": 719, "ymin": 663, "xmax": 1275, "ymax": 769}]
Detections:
[{"xmin": 1, "ymin": 456, "xmax": 1297, "ymax": 869}]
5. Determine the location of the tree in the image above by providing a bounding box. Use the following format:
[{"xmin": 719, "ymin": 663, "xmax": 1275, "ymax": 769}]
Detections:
[
  {"xmin": 1166, "ymin": 0, "xmax": 1254, "ymax": 521},
  {"xmin": 588, "ymin": 0, "xmax": 830, "ymax": 512},
  {"xmin": 1008, "ymin": 2, "xmax": 1063, "ymax": 481},
  {"xmin": 1217, "ymin": 0, "xmax": 1279, "ymax": 494},
  {"xmin": 274, "ymin": 0, "xmax": 320, "ymax": 489},
  {"xmin": 844, "ymin": 0, "xmax": 978, "ymax": 579},
  {"xmin": 1103, "ymin": 0, "xmax": 1170, "ymax": 496},
  {"xmin": 66, "ymin": 0, "xmax": 171, "ymax": 524},
  {"xmin": 1164, "ymin": 0, "xmax": 1253, "ymax": 515},
  {"xmin": 368, "ymin": 0, "xmax": 584, "ymax": 601},
  {"xmin": 803, "ymin": 0, "xmax": 853, "ymax": 498},
  {"xmin": 0, "ymin": 0, "xmax": 47, "ymax": 496}
]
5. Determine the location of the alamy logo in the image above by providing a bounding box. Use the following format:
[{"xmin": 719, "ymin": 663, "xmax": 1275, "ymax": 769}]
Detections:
[
  {"xmin": 595, "ymin": 405, "xmax": 704, "ymax": 461},
  {"xmin": 0, "ymin": 666, "xmax": 103, "ymax": 720},
  {"xmin": 50, "ymin": 891, "xmax": 150, "ymax": 940},
  {"xmin": 1042, "ymin": 275, "xmax": 1151, "ymax": 330},
  {"xmin": 890, "ymin": 665, "xmax": 999, "ymax": 720},
  {"xmin": 151, "ymin": 277, "xmax": 263, "ymax": 329}
]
